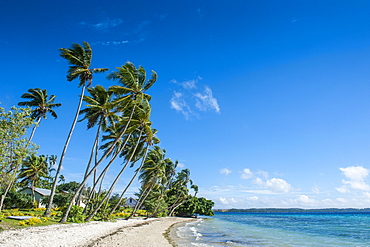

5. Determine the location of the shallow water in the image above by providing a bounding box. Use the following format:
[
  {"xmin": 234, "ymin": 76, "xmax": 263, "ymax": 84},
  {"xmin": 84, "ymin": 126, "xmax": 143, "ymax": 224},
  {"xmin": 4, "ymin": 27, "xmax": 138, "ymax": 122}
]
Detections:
[{"xmin": 174, "ymin": 212, "xmax": 370, "ymax": 246}]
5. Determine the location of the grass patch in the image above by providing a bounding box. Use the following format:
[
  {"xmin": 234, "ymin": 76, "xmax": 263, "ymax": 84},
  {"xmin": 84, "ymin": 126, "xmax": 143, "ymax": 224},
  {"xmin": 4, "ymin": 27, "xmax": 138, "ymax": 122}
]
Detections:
[
  {"xmin": 0, "ymin": 208, "xmax": 62, "ymax": 230},
  {"xmin": 0, "ymin": 207, "xmax": 149, "ymax": 230}
]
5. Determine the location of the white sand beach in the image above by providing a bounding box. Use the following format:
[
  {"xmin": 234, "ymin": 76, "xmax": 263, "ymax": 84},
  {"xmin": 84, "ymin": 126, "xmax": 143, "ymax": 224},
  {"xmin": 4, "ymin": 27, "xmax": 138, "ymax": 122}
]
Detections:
[{"xmin": 0, "ymin": 217, "xmax": 195, "ymax": 247}]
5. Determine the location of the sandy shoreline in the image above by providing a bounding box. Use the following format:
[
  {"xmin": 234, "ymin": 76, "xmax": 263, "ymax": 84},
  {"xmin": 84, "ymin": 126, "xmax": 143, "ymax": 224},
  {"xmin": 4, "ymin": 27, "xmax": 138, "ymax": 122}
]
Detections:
[{"xmin": 0, "ymin": 217, "xmax": 195, "ymax": 247}]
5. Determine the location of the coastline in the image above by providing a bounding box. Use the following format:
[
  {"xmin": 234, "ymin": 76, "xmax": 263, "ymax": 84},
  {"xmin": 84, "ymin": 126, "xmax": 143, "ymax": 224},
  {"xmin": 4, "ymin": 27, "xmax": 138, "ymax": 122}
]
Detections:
[
  {"xmin": 0, "ymin": 217, "xmax": 195, "ymax": 247},
  {"xmin": 167, "ymin": 218, "xmax": 198, "ymax": 246}
]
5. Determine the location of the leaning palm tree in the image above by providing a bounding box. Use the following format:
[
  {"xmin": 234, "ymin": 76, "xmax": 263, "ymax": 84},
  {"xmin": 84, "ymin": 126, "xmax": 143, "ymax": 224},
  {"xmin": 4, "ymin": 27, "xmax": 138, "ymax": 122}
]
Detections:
[
  {"xmin": 149, "ymin": 158, "xmax": 177, "ymax": 217},
  {"xmin": 59, "ymin": 62, "xmax": 157, "ymax": 223},
  {"xmin": 128, "ymin": 146, "xmax": 168, "ymax": 218},
  {"xmin": 108, "ymin": 103, "xmax": 160, "ymax": 215},
  {"xmin": 106, "ymin": 61, "xmax": 157, "ymax": 142},
  {"xmin": 18, "ymin": 88, "xmax": 61, "ymax": 143},
  {"xmin": 85, "ymin": 100, "xmax": 156, "ymax": 221},
  {"xmin": 44, "ymin": 42, "xmax": 108, "ymax": 217},
  {"xmin": 168, "ymin": 169, "xmax": 193, "ymax": 216},
  {"xmin": 76, "ymin": 85, "xmax": 116, "ymax": 204}
]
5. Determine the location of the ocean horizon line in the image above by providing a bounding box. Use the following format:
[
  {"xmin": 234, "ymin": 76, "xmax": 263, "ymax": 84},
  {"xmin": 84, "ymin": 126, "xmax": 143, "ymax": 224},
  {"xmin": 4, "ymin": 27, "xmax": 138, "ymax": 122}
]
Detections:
[{"xmin": 213, "ymin": 207, "xmax": 370, "ymax": 213}]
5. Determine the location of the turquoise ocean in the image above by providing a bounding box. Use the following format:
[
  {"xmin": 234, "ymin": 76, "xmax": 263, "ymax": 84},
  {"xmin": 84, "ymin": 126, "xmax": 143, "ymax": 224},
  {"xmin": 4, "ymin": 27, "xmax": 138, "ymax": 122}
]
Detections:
[{"xmin": 174, "ymin": 211, "xmax": 370, "ymax": 246}]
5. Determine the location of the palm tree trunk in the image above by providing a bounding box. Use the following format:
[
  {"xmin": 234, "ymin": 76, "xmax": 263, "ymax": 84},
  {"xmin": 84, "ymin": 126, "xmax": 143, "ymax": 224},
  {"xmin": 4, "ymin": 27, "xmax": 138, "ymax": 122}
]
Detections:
[
  {"xmin": 76, "ymin": 125, "xmax": 100, "ymax": 207},
  {"xmin": 109, "ymin": 144, "xmax": 150, "ymax": 215},
  {"xmin": 59, "ymin": 105, "xmax": 139, "ymax": 223},
  {"xmin": 85, "ymin": 131, "xmax": 143, "ymax": 221},
  {"xmin": 31, "ymin": 182, "xmax": 36, "ymax": 207},
  {"xmin": 28, "ymin": 117, "xmax": 41, "ymax": 144},
  {"xmin": 0, "ymin": 152, "xmax": 26, "ymax": 211},
  {"xmin": 169, "ymin": 200, "xmax": 184, "ymax": 216},
  {"xmin": 154, "ymin": 194, "xmax": 183, "ymax": 217},
  {"xmin": 0, "ymin": 118, "xmax": 39, "ymax": 211},
  {"xmin": 169, "ymin": 192, "xmax": 197, "ymax": 217},
  {"xmin": 82, "ymin": 132, "xmax": 132, "ymax": 214},
  {"xmin": 0, "ymin": 176, "xmax": 16, "ymax": 210},
  {"xmin": 149, "ymin": 174, "xmax": 176, "ymax": 218},
  {"xmin": 128, "ymin": 183, "xmax": 153, "ymax": 219},
  {"xmin": 44, "ymin": 85, "xmax": 86, "ymax": 217},
  {"xmin": 128, "ymin": 186, "xmax": 149, "ymax": 219}
]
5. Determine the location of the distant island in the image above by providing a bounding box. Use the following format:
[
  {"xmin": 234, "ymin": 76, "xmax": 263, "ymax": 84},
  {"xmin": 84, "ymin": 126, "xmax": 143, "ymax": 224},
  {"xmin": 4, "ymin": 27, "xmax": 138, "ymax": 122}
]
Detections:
[{"xmin": 214, "ymin": 208, "xmax": 370, "ymax": 213}]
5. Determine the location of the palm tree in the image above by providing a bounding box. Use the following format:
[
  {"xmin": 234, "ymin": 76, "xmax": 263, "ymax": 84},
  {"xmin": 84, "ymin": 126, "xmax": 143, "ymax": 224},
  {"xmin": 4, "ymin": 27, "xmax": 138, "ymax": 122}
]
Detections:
[
  {"xmin": 44, "ymin": 42, "xmax": 108, "ymax": 217},
  {"xmin": 170, "ymin": 183, "xmax": 199, "ymax": 216},
  {"xmin": 46, "ymin": 155, "xmax": 57, "ymax": 184},
  {"xmin": 85, "ymin": 100, "xmax": 156, "ymax": 221},
  {"xmin": 18, "ymin": 154, "xmax": 48, "ymax": 203},
  {"xmin": 59, "ymin": 62, "xmax": 157, "ymax": 223},
  {"xmin": 105, "ymin": 61, "xmax": 157, "ymax": 146},
  {"xmin": 58, "ymin": 175, "xmax": 65, "ymax": 184},
  {"xmin": 168, "ymin": 169, "xmax": 193, "ymax": 216},
  {"xmin": 129, "ymin": 146, "xmax": 168, "ymax": 218},
  {"xmin": 76, "ymin": 85, "xmax": 116, "ymax": 203},
  {"xmin": 18, "ymin": 88, "xmax": 61, "ymax": 143},
  {"xmin": 149, "ymin": 158, "xmax": 177, "ymax": 217},
  {"xmin": 108, "ymin": 102, "xmax": 160, "ymax": 216}
]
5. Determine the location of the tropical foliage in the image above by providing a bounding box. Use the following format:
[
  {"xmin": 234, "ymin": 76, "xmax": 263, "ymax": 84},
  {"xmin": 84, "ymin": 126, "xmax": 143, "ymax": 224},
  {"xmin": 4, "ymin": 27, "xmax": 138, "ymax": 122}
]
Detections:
[
  {"xmin": 0, "ymin": 106, "xmax": 38, "ymax": 210},
  {"xmin": 1, "ymin": 41, "xmax": 214, "ymax": 222},
  {"xmin": 18, "ymin": 88, "xmax": 61, "ymax": 143},
  {"xmin": 18, "ymin": 154, "xmax": 49, "ymax": 200}
]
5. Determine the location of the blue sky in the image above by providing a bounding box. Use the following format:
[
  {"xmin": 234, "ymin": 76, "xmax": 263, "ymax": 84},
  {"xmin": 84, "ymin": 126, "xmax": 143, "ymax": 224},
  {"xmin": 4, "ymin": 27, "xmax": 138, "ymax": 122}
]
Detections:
[{"xmin": 2, "ymin": 0, "xmax": 370, "ymax": 209}]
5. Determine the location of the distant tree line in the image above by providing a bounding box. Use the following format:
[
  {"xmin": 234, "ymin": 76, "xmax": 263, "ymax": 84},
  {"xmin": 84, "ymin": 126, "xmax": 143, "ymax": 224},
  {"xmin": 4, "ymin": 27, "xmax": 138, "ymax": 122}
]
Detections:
[{"xmin": 214, "ymin": 208, "xmax": 370, "ymax": 213}]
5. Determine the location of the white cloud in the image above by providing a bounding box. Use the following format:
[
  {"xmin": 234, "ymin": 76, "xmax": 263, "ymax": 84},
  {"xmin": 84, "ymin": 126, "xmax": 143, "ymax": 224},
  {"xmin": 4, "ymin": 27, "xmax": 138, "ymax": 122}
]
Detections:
[
  {"xmin": 194, "ymin": 86, "xmax": 220, "ymax": 113},
  {"xmin": 219, "ymin": 197, "xmax": 229, "ymax": 205},
  {"xmin": 339, "ymin": 166, "xmax": 370, "ymax": 191},
  {"xmin": 171, "ymin": 79, "xmax": 197, "ymax": 89},
  {"xmin": 297, "ymin": 195, "xmax": 316, "ymax": 204},
  {"xmin": 199, "ymin": 181, "xmax": 370, "ymax": 209},
  {"xmin": 363, "ymin": 192, "xmax": 370, "ymax": 199},
  {"xmin": 254, "ymin": 177, "xmax": 293, "ymax": 193},
  {"xmin": 80, "ymin": 18, "xmax": 124, "ymax": 31},
  {"xmin": 340, "ymin": 166, "xmax": 369, "ymax": 181},
  {"xmin": 266, "ymin": 178, "xmax": 293, "ymax": 193},
  {"xmin": 256, "ymin": 170, "xmax": 269, "ymax": 179},
  {"xmin": 242, "ymin": 189, "xmax": 278, "ymax": 195},
  {"xmin": 170, "ymin": 92, "xmax": 192, "ymax": 119},
  {"xmin": 342, "ymin": 179, "xmax": 370, "ymax": 191},
  {"xmin": 170, "ymin": 77, "xmax": 220, "ymax": 119},
  {"xmin": 94, "ymin": 41, "xmax": 129, "ymax": 46},
  {"xmin": 241, "ymin": 168, "xmax": 253, "ymax": 179},
  {"xmin": 336, "ymin": 197, "xmax": 348, "ymax": 203},
  {"xmin": 336, "ymin": 186, "xmax": 349, "ymax": 193},
  {"xmin": 220, "ymin": 168, "xmax": 232, "ymax": 175},
  {"xmin": 177, "ymin": 162, "xmax": 186, "ymax": 168}
]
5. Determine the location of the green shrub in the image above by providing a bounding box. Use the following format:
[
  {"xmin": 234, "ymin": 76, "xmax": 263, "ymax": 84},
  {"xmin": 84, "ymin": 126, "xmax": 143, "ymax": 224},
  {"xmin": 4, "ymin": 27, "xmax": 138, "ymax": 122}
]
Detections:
[
  {"xmin": 3, "ymin": 191, "xmax": 33, "ymax": 209},
  {"xmin": 95, "ymin": 208, "xmax": 114, "ymax": 221},
  {"xmin": 66, "ymin": 205, "xmax": 84, "ymax": 223}
]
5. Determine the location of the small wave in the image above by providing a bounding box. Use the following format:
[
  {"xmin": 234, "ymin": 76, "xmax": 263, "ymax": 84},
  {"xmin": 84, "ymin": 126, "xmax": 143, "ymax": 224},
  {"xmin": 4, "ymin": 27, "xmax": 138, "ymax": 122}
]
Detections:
[{"xmin": 189, "ymin": 226, "xmax": 203, "ymax": 240}]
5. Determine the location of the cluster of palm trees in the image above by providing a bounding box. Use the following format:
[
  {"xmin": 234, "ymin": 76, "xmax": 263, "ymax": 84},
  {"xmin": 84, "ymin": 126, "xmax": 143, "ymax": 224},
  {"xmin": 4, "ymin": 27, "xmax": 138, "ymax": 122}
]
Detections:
[{"xmin": 14, "ymin": 42, "xmax": 199, "ymax": 222}]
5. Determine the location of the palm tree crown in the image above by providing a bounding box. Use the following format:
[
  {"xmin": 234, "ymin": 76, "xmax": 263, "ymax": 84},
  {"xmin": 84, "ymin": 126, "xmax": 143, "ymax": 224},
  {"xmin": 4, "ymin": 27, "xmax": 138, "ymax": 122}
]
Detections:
[
  {"xmin": 18, "ymin": 88, "xmax": 61, "ymax": 121},
  {"xmin": 18, "ymin": 154, "xmax": 48, "ymax": 190},
  {"xmin": 59, "ymin": 42, "xmax": 108, "ymax": 87},
  {"xmin": 108, "ymin": 61, "xmax": 157, "ymax": 112},
  {"xmin": 79, "ymin": 85, "xmax": 116, "ymax": 130}
]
